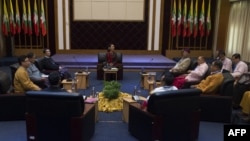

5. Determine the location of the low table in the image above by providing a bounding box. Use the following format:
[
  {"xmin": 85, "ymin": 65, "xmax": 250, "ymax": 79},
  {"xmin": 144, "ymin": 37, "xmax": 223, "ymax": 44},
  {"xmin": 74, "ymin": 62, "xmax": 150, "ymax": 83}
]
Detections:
[
  {"xmin": 61, "ymin": 79, "xmax": 75, "ymax": 90},
  {"xmin": 140, "ymin": 72, "xmax": 156, "ymax": 90},
  {"xmin": 103, "ymin": 68, "xmax": 118, "ymax": 81}
]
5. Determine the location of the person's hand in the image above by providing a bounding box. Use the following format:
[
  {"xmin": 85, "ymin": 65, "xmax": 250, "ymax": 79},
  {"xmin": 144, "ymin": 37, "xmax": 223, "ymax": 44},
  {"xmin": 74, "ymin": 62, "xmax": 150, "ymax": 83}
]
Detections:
[
  {"xmin": 41, "ymin": 77, "xmax": 46, "ymax": 81},
  {"xmin": 67, "ymin": 89, "xmax": 72, "ymax": 93},
  {"xmin": 59, "ymin": 66, "xmax": 62, "ymax": 70}
]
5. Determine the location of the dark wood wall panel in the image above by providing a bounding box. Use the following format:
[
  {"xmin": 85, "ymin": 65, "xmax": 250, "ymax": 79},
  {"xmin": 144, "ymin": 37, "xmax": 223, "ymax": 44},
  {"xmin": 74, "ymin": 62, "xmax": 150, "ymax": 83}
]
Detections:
[{"xmin": 69, "ymin": 0, "xmax": 149, "ymax": 50}]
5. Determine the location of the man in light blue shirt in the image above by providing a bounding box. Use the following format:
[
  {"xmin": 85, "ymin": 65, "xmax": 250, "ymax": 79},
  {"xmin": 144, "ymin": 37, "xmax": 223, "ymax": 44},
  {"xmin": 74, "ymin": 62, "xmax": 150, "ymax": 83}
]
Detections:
[{"xmin": 27, "ymin": 52, "xmax": 48, "ymax": 88}]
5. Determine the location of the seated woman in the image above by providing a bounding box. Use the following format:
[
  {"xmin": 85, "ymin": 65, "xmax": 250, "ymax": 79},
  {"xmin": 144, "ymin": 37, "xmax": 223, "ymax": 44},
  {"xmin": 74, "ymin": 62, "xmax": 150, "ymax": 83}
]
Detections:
[
  {"xmin": 173, "ymin": 56, "xmax": 208, "ymax": 89},
  {"xmin": 105, "ymin": 43, "xmax": 117, "ymax": 68}
]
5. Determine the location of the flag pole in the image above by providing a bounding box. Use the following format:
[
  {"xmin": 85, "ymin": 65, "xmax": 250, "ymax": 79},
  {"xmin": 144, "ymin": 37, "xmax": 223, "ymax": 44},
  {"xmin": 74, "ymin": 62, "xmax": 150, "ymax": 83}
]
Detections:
[
  {"xmin": 24, "ymin": 34, "xmax": 27, "ymax": 47},
  {"xmin": 200, "ymin": 37, "xmax": 202, "ymax": 50},
  {"xmin": 188, "ymin": 37, "xmax": 190, "ymax": 47}
]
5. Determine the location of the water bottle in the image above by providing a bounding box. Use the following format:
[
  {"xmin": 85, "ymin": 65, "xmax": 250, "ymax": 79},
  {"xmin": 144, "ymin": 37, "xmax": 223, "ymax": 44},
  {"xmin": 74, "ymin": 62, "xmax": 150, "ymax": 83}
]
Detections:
[
  {"xmin": 133, "ymin": 85, "xmax": 137, "ymax": 96},
  {"xmin": 141, "ymin": 67, "xmax": 144, "ymax": 73},
  {"xmin": 85, "ymin": 66, "xmax": 88, "ymax": 72},
  {"xmin": 91, "ymin": 87, "xmax": 95, "ymax": 97},
  {"xmin": 71, "ymin": 78, "xmax": 76, "ymax": 92}
]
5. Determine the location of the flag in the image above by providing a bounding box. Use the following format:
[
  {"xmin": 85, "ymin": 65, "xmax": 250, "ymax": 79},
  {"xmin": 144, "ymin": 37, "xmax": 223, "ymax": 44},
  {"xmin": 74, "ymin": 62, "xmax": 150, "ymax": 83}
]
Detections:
[
  {"xmin": 16, "ymin": 0, "xmax": 21, "ymax": 34},
  {"xmin": 171, "ymin": 0, "xmax": 176, "ymax": 37},
  {"xmin": 27, "ymin": 0, "xmax": 32, "ymax": 35},
  {"xmin": 2, "ymin": 0, "xmax": 10, "ymax": 36},
  {"xmin": 33, "ymin": 0, "xmax": 39, "ymax": 36},
  {"xmin": 177, "ymin": 0, "xmax": 182, "ymax": 36},
  {"xmin": 40, "ymin": 0, "xmax": 47, "ymax": 36},
  {"xmin": 193, "ymin": 0, "xmax": 198, "ymax": 38},
  {"xmin": 22, "ymin": 0, "xmax": 28, "ymax": 34},
  {"xmin": 206, "ymin": 0, "xmax": 211, "ymax": 36},
  {"xmin": 182, "ymin": 0, "xmax": 187, "ymax": 37},
  {"xmin": 187, "ymin": 0, "xmax": 193, "ymax": 36},
  {"xmin": 199, "ymin": 0, "xmax": 205, "ymax": 37},
  {"xmin": 9, "ymin": 0, "xmax": 16, "ymax": 35}
]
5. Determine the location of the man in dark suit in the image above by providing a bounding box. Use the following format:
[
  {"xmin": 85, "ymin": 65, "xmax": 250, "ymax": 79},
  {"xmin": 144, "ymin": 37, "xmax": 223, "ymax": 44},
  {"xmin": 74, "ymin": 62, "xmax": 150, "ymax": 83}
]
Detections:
[{"xmin": 41, "ymin": 48, "xmax": 72, "ymax": 80}]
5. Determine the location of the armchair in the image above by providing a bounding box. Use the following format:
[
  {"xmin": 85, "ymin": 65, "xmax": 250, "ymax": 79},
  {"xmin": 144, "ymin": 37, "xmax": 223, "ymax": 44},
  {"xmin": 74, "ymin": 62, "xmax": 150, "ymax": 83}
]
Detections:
[
  {"xmin": 200, "ymin": 72, "xmax": 235, "ymax": 123},
  {"xmin": 97, "ymin": 52, "xmax": 123, "ymax": 80},
  {"xmin": 129, "ymin": 89, "xmax": 201, "ymax": 141},
  {"xmin": 25, "ymin": 91, "xmax": 95, "ymax": 141}
]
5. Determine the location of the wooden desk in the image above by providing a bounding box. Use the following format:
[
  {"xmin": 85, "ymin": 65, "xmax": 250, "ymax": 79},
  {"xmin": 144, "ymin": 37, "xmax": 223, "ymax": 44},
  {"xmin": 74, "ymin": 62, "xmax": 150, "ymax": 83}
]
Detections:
[
  {"xmin": 122, "ymin": 96, "xmax": 147, "ymax": 123},
  {"xmin": 140, "ymin": 72, "xmax": 156, "ymax": 90},
  {"xmin": 75, "ymin": 72, "xmax": 90, "ymax": 89},
  {"xmin": 103, "ymin": 68, "xmax": 118, "ymax": 81}
]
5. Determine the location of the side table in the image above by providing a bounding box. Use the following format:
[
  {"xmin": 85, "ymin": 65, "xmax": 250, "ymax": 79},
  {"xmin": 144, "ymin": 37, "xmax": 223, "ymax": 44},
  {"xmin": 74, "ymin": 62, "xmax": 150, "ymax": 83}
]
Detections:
[
  {"xmin": 122, "ymin": 96, "xmax": 147, "ymax": 123},
  {"xmin": 75, "ymin": 72, "xmax": 90, "ymax": 89},
  {"xmin": 103, "ymin": 68, "xmax": 118, "ymax": 81}
]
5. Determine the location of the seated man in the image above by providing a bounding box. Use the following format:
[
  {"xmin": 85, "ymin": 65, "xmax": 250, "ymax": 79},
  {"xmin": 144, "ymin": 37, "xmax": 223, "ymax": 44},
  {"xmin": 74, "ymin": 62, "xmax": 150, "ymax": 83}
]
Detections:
[
  {"xmin": 42, "ymin": 71, "xmax": 69, "ymax": 92},
  {"xmin": 216, "ymin": 50, "xmax": 232, "ymax": 72},
  {"xmin": 194, "ymin": 60, "xmax": 224, "ymax": 94},
  {"xmin": 231, "ymin": 53, "xmax": 248, "ymax": 80},
  {"xmin": 173, "ymin": 56, "xmax": 208, "ymax": 89},
  {"xmin": 161, "ymin": 48, "xmax": 191, "ymax": 85},
  {"xmin": 41, "ymin": 48, "xmax": 72, "ymax": 80},
  {"xmin": 14, "ymin": 55, "xmax": 41, "ymax": 93},
  {"xmin": 27, "ymin": 52, "xmax": 48, "ymax": 88}
]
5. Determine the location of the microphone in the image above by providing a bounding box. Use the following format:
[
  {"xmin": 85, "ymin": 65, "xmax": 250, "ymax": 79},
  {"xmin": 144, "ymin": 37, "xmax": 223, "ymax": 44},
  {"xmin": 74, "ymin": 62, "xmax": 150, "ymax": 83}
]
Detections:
[{"xmin": 73, "ymin": 56, "xmax": 83, "ymax": 73}]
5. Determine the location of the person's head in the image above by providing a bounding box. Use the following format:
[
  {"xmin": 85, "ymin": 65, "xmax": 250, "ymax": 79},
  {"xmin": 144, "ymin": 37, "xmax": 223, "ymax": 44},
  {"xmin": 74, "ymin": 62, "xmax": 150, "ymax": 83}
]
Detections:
[
  {"xmin": 165, "ymin": 76, "xmax": 174, "ymax": 86},
  {"xmin": 182, "ymin": 48, "xmax": 190, "ymax": 57},
  {"xmin": 18, "ymin": 55, "xmax": 30, "ymax": 68},
  {"xmin": 48, "ymin": 71, "xmax": 61, "ymax": 86},
  {"xmin": 217, "ymin": 50, "xmax": 226, "ymax": 60},
  {"xmin": 197, "ymin": 56, "xmax": 205, "ymax": 65},
  {"xmin": 27, "ymin": 52, "xmax": 36, "ymax": 63},
  {"xmin": 210, "ymin": 60, "xmax": 223, "ymax": 72},
  {"xmin": 231, "ymin": 53, "xmax": 241, "ymax": 64},
  {"xmin": 43, "ymin": 48, "xmax": 51, "ymax": 57},
  {"xmin": 110, "ymin": 43, "xmax": 115, "ymax": 51}
]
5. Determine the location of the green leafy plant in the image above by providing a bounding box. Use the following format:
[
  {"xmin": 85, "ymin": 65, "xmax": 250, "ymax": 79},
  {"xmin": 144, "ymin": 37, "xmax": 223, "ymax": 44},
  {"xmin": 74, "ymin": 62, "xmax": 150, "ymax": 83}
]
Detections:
[{"xmin": 103, "ymin": 81, "xmax": 121, "ymax": 100}]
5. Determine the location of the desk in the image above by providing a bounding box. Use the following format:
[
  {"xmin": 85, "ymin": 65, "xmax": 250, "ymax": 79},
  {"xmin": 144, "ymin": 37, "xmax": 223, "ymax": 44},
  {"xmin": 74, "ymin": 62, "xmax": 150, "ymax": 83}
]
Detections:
[
  {"xmin": 75, "ymin": 72, "xmax": 90, "ymax": 89},
  {"xmin": 122, "ymin": 96, "xmax": 147, "ymax": 123},
  {"xmin": 140, "ymin": 72, "xmax": 156, "ymax": 90},
  {"xmin": 103, "ymin": 68, "xmax": 118, "ymax": 81}
]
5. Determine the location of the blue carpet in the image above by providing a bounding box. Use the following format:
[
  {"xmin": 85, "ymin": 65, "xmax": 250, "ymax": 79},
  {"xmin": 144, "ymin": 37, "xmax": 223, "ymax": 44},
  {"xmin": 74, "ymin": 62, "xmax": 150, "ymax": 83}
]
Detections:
[{"xmin": 0, "ymin": 71, "xmax": 226, "ymax": 141}]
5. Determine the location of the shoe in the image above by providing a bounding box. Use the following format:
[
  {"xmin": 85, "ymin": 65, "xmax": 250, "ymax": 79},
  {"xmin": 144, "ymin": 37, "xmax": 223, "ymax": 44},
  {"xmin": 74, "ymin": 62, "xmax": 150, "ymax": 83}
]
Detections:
[
  {"xmin": 241, "ymin": 116, "xmax": 250, "ymax": 122},
  {"xmin": 237, "ymin": 111, "xmax": 248, "ymax": 117}
]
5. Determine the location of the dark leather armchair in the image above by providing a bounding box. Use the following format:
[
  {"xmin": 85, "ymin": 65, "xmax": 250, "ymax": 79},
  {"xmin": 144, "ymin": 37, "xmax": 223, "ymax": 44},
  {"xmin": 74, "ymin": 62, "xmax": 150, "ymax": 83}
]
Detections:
[
  {"xmin": 25, "ymin": 91, "xmax": 95, "ymax": 141},
  {"xmin": 129, "ymin": 89, "xmax": 201, "ymax": 141},
  {"xmin": 97, "ymin": 52, "xmax": 123, "ymax": 80},
  {"xmin": 200, "ymin": 72, "xmax": 235, "ymax": 123}
]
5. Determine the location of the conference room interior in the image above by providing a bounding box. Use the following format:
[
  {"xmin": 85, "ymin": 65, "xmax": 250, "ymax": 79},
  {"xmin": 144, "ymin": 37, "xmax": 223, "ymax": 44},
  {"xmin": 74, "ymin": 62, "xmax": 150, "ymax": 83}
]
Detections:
[{"xmin": 1, "ymin": 0, "xmax": 250, "ymax": 141}]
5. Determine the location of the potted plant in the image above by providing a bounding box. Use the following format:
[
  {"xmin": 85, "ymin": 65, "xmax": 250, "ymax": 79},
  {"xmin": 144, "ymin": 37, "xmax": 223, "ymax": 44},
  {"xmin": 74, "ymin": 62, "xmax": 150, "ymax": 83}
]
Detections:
[{"xmin": 103, "ymin": 81, "xmax": 121, "ymax": 100}]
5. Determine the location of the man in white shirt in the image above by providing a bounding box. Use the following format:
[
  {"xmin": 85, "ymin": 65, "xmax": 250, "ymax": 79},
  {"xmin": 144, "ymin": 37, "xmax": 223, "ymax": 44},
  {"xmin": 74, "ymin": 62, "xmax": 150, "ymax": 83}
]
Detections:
[
  {"xmin": 217, "ymin": 50, "xmax": 232, "ymax": 72},
  {"xmin": 231, "ymin": 53, "xmax": 248, "ymax": 79}
]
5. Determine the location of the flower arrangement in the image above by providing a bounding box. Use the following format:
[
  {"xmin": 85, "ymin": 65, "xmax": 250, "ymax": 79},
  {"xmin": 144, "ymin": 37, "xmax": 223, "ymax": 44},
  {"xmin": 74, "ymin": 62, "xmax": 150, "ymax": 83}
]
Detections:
[{"xmin": 103, "ymin": 81, "xmax": 121, "ymax": 100}]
